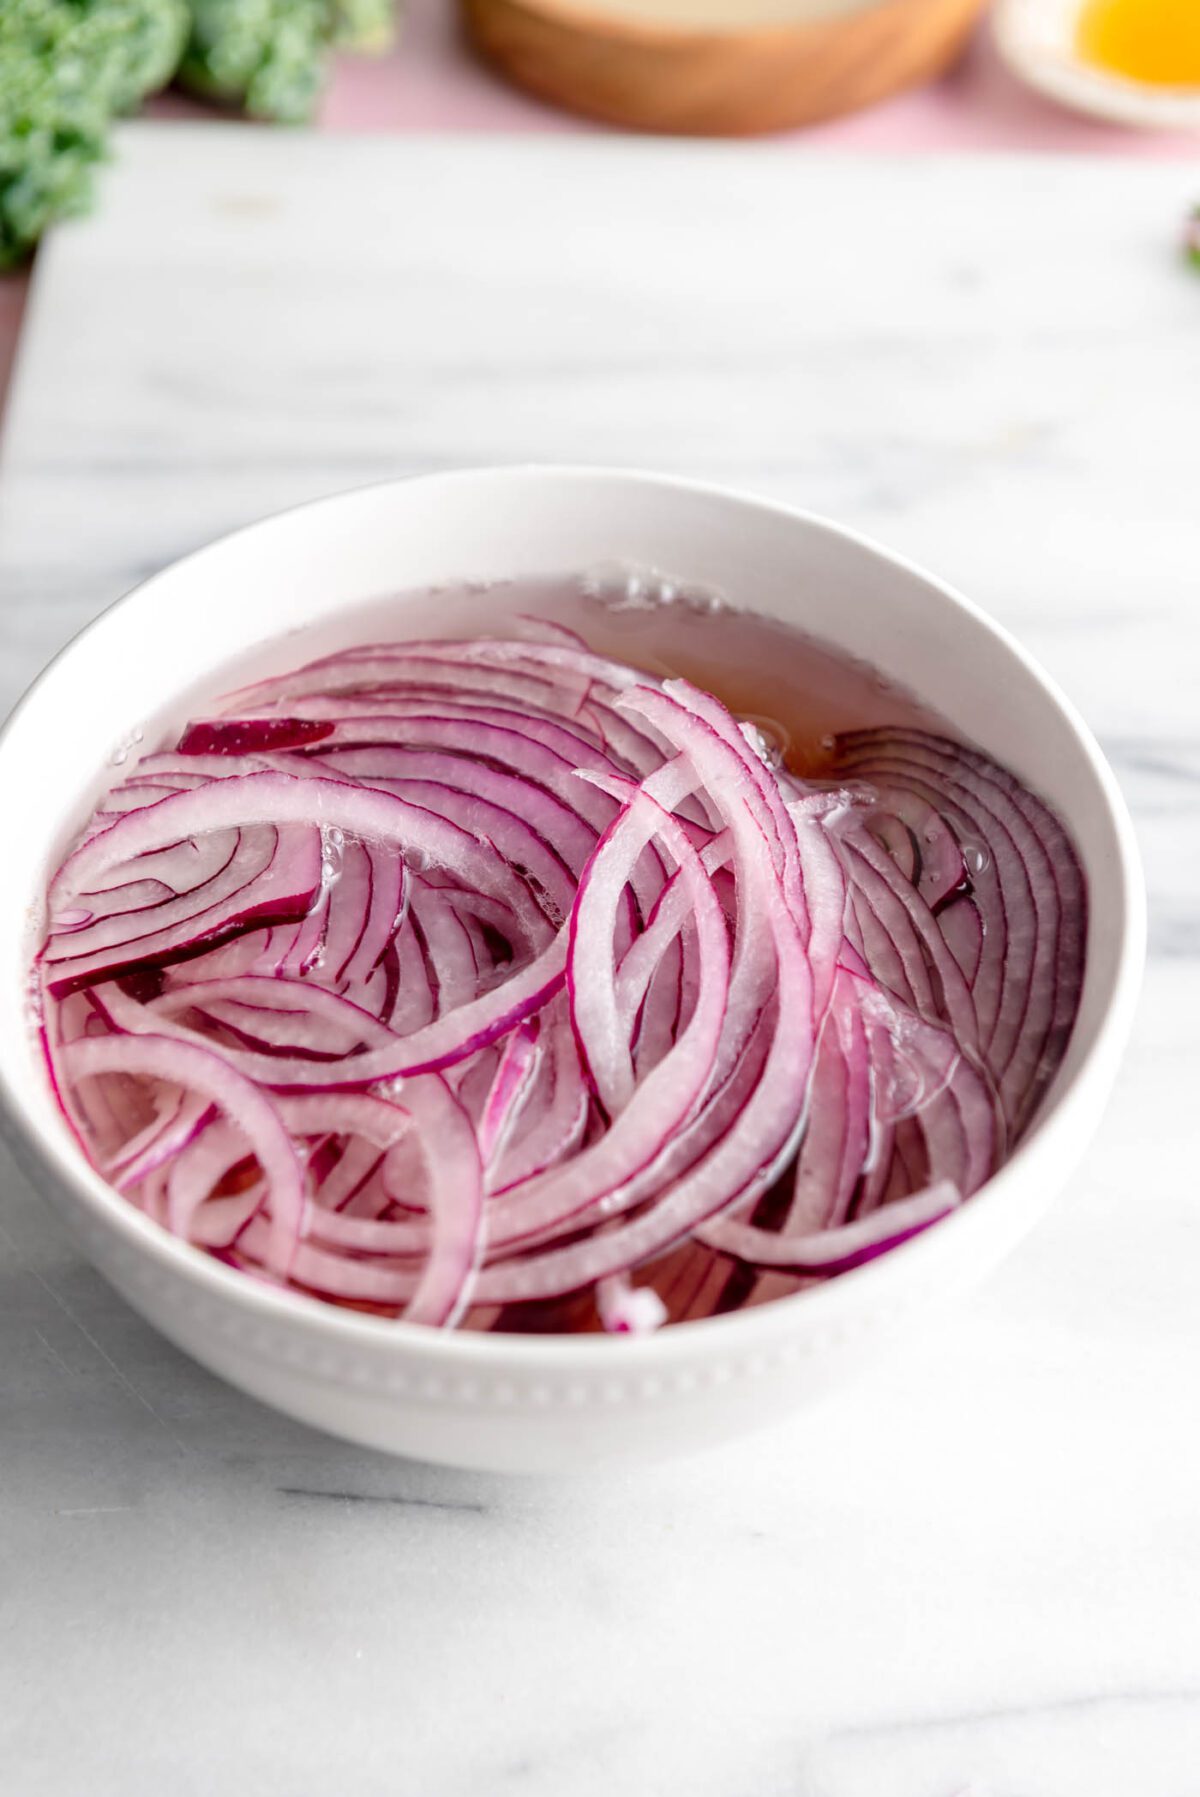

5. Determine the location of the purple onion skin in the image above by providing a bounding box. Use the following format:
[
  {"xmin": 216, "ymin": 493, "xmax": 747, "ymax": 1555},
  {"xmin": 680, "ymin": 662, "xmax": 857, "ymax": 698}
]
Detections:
[{"xmin": 179, "ymin": 718, "xmax": 336, "ymax": 755}]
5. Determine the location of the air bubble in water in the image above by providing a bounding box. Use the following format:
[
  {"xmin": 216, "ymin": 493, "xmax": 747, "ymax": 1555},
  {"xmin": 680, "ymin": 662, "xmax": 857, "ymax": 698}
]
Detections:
[
  {"xmin": 320, "ymin": 826, "xmax": 344, "ymax": 885},
  {"xmin": 739, "ymin": 713, "xmax": 790, "ymax": 769},
  {"xmin": 962, "ymin": 842, "xmax": 991, "ymax": 876},
  {"xmin": 109, "ymin": 726, "xmax": 145, "ymax": 767},
  {"xmin": 579, "ymin": 561, "xmax": 727, "ymax": 616},
  {"xmin": 309, "ymin": 827, "xmax": 345, "ymax": 916}
]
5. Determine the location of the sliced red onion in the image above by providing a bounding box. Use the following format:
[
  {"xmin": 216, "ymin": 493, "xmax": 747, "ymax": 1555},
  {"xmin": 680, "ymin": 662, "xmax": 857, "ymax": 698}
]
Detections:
[
  {"xmin": 179, "ymin": 717, "xmax": 336, "ymax": 755},
  {"xmin": 38, "ymin": 634, "xmax": 1085, "ymax": 1332},
  {"xmin": 61, "ymin": 1032, "xmax": 306, "ymax": 1273},
  {"xmin": 377, "ymin": 1075, "xmax": 484, "ymax": 1327},
  {"xmin": 45, "ymin": 827, "xmax": 325, "ymax": 995},
  {"xmin": 94, "ymin": 938, "xmax": 570, "ymax": 1085},
  {"xmin": 477, "ymin": 1020, "xmax": 541, "ymax": 1166},
  {"xmin": 698, "ymin": 1179, "xmax": 962, "ymax": 1273},
  {"xmin": 110, "ymin": 1090, "xmax": 215, "ymax": 1190},
  {"xmin": 825, "ymin": 729, "xmax": 1085, "ymax": 1131}
]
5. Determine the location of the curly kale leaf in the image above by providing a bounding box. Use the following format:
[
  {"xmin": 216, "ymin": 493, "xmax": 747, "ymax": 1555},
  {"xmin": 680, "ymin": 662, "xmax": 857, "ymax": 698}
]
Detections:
[
  {"xmin": 0, "ymin": 0, "xmax": 188, "ymax": 268},
  {"xmin": 177, "ymin": 0, "xmax": 396, "ymax": 124},
  {"xmin": 330, "ymin": 0, "xmax": 395, "ymax": 54},
  {"xmin": 177, "ymin": 0, "xmax": 325, "ymax": 123}
]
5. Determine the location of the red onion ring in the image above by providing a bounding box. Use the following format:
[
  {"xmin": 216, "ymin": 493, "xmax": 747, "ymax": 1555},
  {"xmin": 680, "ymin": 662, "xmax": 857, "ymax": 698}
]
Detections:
[{"xmin": 37, "ymin": 629, "xmax": 1085, "ymax": 1332}]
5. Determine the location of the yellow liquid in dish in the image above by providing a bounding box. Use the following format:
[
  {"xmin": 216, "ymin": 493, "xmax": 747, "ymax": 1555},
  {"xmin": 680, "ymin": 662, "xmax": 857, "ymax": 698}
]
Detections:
[{"xmin": 1076, "ymin": 0, "xmax": 1200, "ymax": 87}]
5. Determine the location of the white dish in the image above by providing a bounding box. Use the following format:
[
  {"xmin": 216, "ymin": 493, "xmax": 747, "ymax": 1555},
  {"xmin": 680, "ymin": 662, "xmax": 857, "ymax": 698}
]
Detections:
[
  {"xmin": 994, "ymin": 0, "xmax": 1200, "ymax": 131},
  {"xmin": 0, "ymin": 467, "xmax": 1144, "ymax": 1474}
]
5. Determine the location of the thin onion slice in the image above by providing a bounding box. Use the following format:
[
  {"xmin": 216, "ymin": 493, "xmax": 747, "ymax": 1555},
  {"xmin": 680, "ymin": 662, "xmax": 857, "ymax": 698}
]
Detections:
[{"xmin": 37, "ymin": 631, "xmax": 1085, "ymax": 1332}]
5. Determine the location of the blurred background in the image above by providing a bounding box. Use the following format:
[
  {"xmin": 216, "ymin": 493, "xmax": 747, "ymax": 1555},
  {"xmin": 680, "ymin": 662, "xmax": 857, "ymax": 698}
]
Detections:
[{"xmin": 2, "ymin": 0, "xmax": 1198, "ymax": 406}]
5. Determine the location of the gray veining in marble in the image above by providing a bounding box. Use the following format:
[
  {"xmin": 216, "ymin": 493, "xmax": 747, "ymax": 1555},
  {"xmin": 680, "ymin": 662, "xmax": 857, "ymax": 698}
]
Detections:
[{"xmin": 0, "ymin": 127, "xmax": 1197, "ymax": 1797}]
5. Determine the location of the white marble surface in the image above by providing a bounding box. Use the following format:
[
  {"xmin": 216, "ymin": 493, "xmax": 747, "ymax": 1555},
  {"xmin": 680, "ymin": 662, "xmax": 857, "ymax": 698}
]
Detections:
[{"xmin": 1, "ymin": 126, "xmax": 1198, "ymax": 1795}]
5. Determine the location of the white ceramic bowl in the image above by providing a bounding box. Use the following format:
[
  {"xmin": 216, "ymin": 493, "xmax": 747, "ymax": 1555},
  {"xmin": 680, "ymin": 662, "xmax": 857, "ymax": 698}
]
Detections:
[
  {"xmin": 994, "ymin": 0, "xmax": 1200, "ymax": 132},
  {"xmin": 0, "ymin": 468, "xmax": 1143, "ymax": 1474}
]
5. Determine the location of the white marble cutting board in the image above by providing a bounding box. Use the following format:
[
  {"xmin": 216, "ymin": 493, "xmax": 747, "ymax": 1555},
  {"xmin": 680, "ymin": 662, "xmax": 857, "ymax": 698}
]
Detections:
[{"xmin": 1, "ymin": 126, "xmax": 1197, "ymax": 1797}]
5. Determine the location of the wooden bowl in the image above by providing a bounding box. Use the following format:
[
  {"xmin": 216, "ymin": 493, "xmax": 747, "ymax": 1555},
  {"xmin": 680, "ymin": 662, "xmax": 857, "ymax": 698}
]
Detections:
[{"xmin": 461, "ymin": 0, "xmax": 990, "ymax": 135}]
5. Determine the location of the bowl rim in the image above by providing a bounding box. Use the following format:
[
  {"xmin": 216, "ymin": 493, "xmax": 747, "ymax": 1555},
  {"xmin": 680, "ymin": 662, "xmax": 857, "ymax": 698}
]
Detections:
[
  {"xmin": 0, "ymin": 464, "xmax": 1147, "ymax": 1371},
  {"xmin": 475, "ymin": 0, "xmax": 902, "ymax": 48}
]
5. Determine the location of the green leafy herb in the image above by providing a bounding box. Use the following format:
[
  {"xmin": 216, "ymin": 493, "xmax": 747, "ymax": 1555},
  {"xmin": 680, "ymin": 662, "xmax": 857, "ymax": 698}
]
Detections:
[
  {"xmin": 0, "ymin": 0, "xmax": 188, "ymax": 267},
  {"xmin": 177, "ymin": 0, "xmax": 396, "ymax": 124}
]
